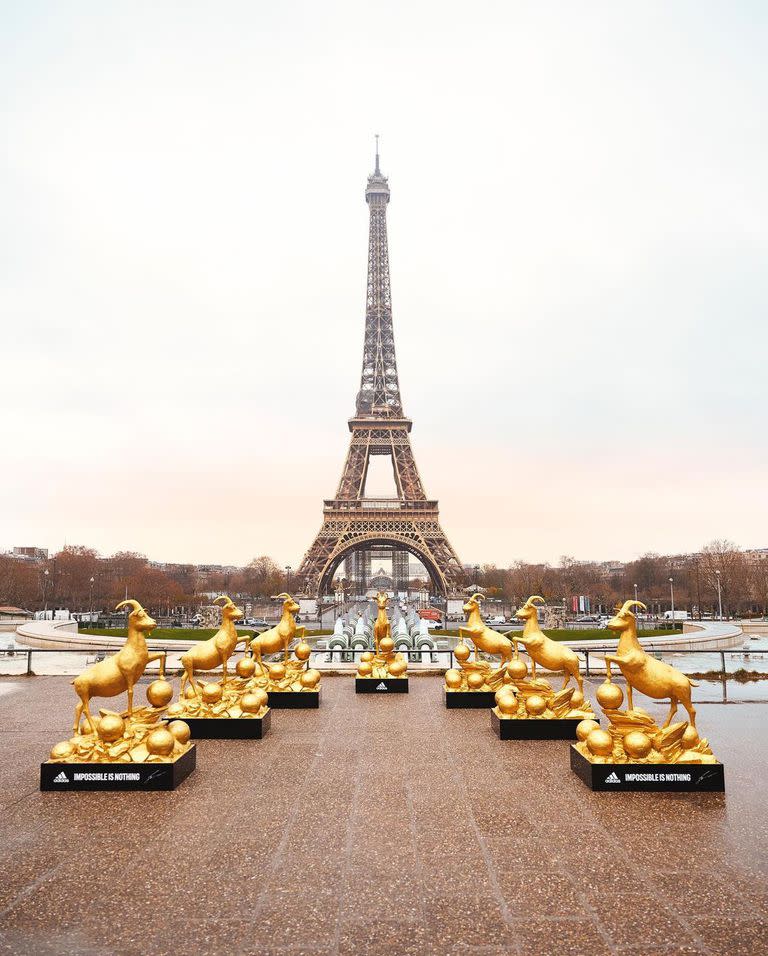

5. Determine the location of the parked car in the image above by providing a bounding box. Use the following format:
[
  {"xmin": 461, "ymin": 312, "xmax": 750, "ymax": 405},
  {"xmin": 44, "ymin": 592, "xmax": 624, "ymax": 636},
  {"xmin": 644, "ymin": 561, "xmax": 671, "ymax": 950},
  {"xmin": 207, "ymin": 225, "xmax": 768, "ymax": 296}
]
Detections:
[{"xmin": 487, "ymin": 615, "xmax": 506, "ymax": 625}]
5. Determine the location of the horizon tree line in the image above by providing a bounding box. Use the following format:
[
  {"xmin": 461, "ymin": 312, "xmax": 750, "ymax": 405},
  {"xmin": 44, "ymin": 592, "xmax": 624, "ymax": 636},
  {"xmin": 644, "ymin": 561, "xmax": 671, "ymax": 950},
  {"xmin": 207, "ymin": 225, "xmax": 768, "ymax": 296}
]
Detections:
[{"xmin": 0, "ymin": 539, "xmax": 765, "ymax": 619}]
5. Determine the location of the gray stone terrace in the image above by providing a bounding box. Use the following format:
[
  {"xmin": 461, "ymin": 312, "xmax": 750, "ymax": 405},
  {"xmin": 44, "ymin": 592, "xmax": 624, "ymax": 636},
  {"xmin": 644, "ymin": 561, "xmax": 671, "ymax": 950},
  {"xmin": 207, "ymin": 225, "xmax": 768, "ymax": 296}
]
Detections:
[{"xmin": 0, "ymin": 674, "xmax": 766, "ymax": 955}]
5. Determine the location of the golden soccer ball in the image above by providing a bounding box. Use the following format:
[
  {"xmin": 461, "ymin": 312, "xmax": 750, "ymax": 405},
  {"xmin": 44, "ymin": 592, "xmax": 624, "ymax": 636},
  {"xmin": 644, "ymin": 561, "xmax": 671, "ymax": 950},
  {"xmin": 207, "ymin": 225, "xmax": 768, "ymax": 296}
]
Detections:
[
  {"xmin": 361, "ymin": 651, "xmax": 374, "ymax": 663},
  {"xmin": 358, "ymin": 662, "xmax": 373, "ymax": 676},
  {"xmin": 236, "ymin": 657, "xmax": 256, "ymax": 679},
  {"xmin": 507, "ymin": 658, "xmax": 528, "ymax": 681},
  {"xmin": 184, "ymin": 685, "xmax": 198, "ymax": 700},
  {"xmin": 294, "ymin": 641, "xmax": 312, "ymax": 661},
  {"xmin": 586, "ymin": 728, "xmax": 614, "ymax": 757},
  {"xmin": 525, "ymin": 694, "xmax": 547, "ymax": 716},
  {"xmin": 389, "ymin": 659, "xmax": 407, "ymax": 677},
  {"xmin": 301, "ymin": 668, "xmax": 321, "ymax": 688},
  {"xmin": 167, "ymin": 720, "xmax": 191, "ymax": 745},
  {"xmin": 166, "ymin": 702, "xmax": 184, "ymax": 718},
  {"xmin": 576, "ymin": 719, "xmax": 600, "ymax": 742},
  {"xmin": 379, "ymin": 637, "xmax": 395, "ymax": 654},
  {"xmin": 97, "ymin": 713, "xmax": 125, "ymax": 742},
  {"xmin": 596, "ymin": 680, "xmax": 624, "ymax": 711},
  {"xmin": 269, "ymin": 662, "xmax": 286, "ymax": 681},
  {"xmin": 570, "ymin": 689, "xmax": 585, "ymax": 709},
  {"xmin": 623, "ymin": 731, "xmax": 653, "ymax": 759},
  {"xmin": 146, "ymin": 727, "xmax": 176, "ymax": 757},
  {"xmin": 681, "ymin": 725, "xmax": 699, "ymax": 748},
  {"xmin": 50, "ymin": 740, "xmax": 75, "ymax": 760},
  {"xmin": 248, "ymin": 688, "xmax": 269, "ymax": 710},
  {"xmin": 240, "ymin": 693, "xmax": 263, "ymax": 714},
  {"xmin": 445, "ymin": 669, "xmax": 462, "ymax": 690},
  {"xmin": 496, "ymin": 690, "xmax": 518, "ymax": 716},
  {"xmin": 201, "ymin": 682, "xmax": 223, "ymax": 705},
  {"xmin": 467, "ymin": 672, "xmax": 485, "ymax": 690},
  {"xmin": 454, "ymin": 642, "xmax": 471, "ymax": 662},
  {"xmin": 146, "ymin": 679, "xmax": 174, "ymax": 708}
]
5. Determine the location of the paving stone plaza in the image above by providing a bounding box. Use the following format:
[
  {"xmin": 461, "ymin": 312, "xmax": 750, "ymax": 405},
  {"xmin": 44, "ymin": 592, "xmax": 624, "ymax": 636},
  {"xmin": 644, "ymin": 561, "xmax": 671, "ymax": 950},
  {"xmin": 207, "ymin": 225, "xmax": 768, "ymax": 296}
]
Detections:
[{"xmin": 1, "ymin": 673, "xmax": 766, "ymax": 955}]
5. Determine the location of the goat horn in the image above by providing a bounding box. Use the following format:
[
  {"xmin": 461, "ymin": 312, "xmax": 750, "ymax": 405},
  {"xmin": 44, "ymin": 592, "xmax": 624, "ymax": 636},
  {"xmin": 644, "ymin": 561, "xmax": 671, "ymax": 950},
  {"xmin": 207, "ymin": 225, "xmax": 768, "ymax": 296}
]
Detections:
[
  {"xmin": 526, "ymin": 595, "xmax": 546, "ymax": 606},
  {"xmin": 271, "ymin": 593, "xmax": 291, "ymax": 601},
  {"xmin": 115, "ymin": 599, "xmax": 143, "ymax": 613},
  {"xmin": 470, "ymin": 593, "xmax": 485, "ymax": 603},
  {"xmin": 212, "ymin": 595, "xmax": 233, "ymax": 607},
  {"xmin": 620, "ymin": 599, "xmax": 647, "ymax": 615}
]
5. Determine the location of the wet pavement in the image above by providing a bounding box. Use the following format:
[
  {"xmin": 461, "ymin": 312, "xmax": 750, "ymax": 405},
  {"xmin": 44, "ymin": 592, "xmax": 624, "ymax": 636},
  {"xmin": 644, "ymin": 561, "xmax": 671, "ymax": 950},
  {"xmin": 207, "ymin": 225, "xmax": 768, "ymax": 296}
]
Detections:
[{"xmin": 0, "ymin": 674, "xmax": 766, "ymax": 955}]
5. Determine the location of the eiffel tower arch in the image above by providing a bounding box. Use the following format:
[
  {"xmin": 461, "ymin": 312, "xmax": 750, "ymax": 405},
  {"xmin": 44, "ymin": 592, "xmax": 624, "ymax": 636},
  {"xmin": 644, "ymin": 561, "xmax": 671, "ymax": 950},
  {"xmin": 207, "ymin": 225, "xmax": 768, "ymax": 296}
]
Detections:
[{"xmin": 297, "ymin": 143, "xmax": 463, "ymax": 598}]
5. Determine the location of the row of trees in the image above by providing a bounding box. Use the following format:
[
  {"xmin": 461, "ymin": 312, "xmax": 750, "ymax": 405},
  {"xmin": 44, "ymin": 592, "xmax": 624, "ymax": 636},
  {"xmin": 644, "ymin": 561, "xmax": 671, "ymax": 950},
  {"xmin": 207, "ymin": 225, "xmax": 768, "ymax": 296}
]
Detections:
[
  {"xmin": 475, "ymin": 541, "xmax": 768, "ymax": 618},
  {"xmin": 1, "ymin": 539, "xmax": 765, "ymax": 618},
  {"xmin": 0, "ymin": 548, "xmax": 290, "ymax": 614}
]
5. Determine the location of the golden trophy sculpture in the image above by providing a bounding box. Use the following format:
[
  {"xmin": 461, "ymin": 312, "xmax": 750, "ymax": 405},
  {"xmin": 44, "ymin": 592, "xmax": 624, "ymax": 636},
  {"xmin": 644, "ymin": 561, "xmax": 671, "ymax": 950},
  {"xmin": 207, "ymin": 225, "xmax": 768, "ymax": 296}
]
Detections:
[
  {"xmin": 356, "ymin": 592, "xmax": 408, "ymax": 693},
  {"xmin": 444, "ymin": 593, "xmax": 513, "ymax": 708},
  {"xmin": 245, "ymin": 593, "xmax": 321, "ymax": 707},
  {"xmin": 167, "ymin": 595, "xmax": 273, "ymax": 734},
  {"xmin": 41, "ymin": 599, "xmax": 196, "ymax": 790},
  {"xmin": 491, "ymin": 595, "xmax": 594, "ymax": 739},
  {"xmin": 571, "ymin": 600, "xmax": 723, "ymax": 790}
]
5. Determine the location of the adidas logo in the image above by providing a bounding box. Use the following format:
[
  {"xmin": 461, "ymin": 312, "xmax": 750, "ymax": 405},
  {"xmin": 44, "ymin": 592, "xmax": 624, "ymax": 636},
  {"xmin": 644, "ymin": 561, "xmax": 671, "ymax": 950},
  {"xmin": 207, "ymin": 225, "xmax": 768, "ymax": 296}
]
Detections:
[
  {"xmin": 53, "ymin": 771, "xmax": 69, "ymax": 784},
  {"xmin": 376, "ymin": 682, "xmax": 388, "ymax": 690},
  {"xmin": 604, "ymin": 771, "xmax": 621, "ymax": 784}
]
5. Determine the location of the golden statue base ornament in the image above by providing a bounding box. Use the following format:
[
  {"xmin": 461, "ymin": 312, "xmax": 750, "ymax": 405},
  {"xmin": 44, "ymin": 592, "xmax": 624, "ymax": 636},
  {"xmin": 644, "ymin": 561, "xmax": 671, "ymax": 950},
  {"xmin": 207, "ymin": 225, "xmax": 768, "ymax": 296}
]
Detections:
[
  {"xmin": 167, "ymin": 676, "xmax": 271, "ymax": 739},
  {"xmin": 243, "ymin": 647, "xmax": 321, "ymax": 708},
  {"xmin": 42, "ymin": 598, "xmax": 197, "ymax": 791},
  {"xmin": 444, "ymin": 635, "xmax": 508, "ymax": 708},
  {"xmin": 570, "ymin": 600, "xmax": 723, "ymax": 791},
  {"xmin": 490, "ymin": 647, "xmax": 596, "ymax": 740},
  {"xmin": 42, "ymin": 704, "xmax": 196, "ymax": 791}
]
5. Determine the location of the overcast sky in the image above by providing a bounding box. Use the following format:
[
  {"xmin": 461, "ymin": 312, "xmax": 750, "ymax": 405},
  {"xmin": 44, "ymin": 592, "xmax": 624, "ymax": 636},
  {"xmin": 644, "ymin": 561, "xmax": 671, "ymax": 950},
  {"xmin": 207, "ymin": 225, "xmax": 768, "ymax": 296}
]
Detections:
[{"xmin": 1, "ymin": 1, "xmax": 766, "ymax": 568}]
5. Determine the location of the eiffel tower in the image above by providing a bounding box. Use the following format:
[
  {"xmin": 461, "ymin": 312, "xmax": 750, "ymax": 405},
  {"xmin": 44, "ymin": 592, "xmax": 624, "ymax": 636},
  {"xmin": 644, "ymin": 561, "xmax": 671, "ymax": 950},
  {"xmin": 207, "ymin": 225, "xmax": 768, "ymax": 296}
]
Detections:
[{"xmin": 297, "ymin": 142, "xmax": 463, "ymax": 598}]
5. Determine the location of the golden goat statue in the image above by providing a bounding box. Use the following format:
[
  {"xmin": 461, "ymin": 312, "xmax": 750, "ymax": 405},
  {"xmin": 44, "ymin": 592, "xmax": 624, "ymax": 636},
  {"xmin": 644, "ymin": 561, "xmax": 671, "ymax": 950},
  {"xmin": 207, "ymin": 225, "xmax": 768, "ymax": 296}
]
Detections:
[
  {"xmin": 373, "ymin": 590, "xmax": 391, "ymax": 655},
  {"xmin": 71, "ymin": 599, "xmax": 166, "ymax": 735},
  {"xmin": 604, "ymin": 600, "xmax": 698, "ymax": 729},
  {"xmin": 180, "ymin": 595, "xmax": 249, "ymax": 697},
  {"xmin": 249, "ymin": 593, "xmax": 305, "ymax": 675},
  {"xmin": 514, "ymin": 595, "xmax": 583, "ymax": 693},
  {"xmin": 459, "ymin": 593, "xmax": 514, "ymax": 665}
]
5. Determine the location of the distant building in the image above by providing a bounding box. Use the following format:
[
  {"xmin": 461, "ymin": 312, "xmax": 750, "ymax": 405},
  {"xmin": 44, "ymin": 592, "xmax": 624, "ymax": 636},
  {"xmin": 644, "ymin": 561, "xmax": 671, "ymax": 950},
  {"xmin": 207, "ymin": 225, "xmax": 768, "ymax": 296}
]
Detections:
[{"xmin": 11, "ymin": 547, "xmax": 48, "ymax": 562}]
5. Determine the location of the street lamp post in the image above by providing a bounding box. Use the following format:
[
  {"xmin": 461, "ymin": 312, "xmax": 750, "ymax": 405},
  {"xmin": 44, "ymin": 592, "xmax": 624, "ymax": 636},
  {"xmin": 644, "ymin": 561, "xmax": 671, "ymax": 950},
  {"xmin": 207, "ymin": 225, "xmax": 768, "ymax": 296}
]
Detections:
[
  {"xmin": 669, "ymin": 577, "xmax": 675, "ymax": 622},
  {"xmin": 633, "ymin": 583, "xmax": 638, "ymax": 607},
  {"xmin": 285, "ymin": 565, "xmax": 292, "ymax": 593},
  {"xmin": 89, "ymin": 576, "xmax": 95, "ymax": 620},
  {"xmin": 715, "ymin": 570, "xmax": 723, "ymax": 621},
  {"xmin": 474, "ymin": 565, "xmax": 480, "ymax": 590},
  {"xmin": 43, "ymin": 568, "xmax": 50, "ymax": 616}
]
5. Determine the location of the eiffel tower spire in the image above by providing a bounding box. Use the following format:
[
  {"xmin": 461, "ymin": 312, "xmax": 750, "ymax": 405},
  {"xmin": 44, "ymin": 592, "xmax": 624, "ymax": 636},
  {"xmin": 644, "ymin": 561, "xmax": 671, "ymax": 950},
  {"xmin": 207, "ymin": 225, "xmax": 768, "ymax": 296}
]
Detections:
[
  {"xmin": 296, "ymin": 148, "xmax": 463, "ymax": 599},
  {"xmin": 357, "ymin": 139, "xmax": 402, "ymax": 418}
]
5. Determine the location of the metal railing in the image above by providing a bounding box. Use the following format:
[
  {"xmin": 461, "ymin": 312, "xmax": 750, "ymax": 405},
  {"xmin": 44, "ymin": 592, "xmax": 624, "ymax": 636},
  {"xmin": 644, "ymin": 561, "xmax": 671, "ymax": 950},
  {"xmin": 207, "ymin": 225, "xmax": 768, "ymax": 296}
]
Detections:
[{"xmin": 2, "ymin": 644, "xmax": 767, "ymax": 680}]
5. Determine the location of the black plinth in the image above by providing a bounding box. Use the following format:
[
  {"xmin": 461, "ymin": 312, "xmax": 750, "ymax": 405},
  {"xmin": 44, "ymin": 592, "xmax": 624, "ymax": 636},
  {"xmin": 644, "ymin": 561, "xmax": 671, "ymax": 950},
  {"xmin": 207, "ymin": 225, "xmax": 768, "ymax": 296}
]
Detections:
[
  {"xmin": 570, "ymin": 746, "xmax": 725, "ymax": 792},
  {"xmin": 268, "ymin": 689, "xmax": 320, "ymax": 709},
  {"xmin": 40, "ymin": 745, "xmax": 197, "ymax": 791},
  {"xmin": 444, "ymin": 689, "xmax": 496, "ymax": 709},
  {"xmin": 174, "ymin": 710, "xmax": 271, "ymax": 739},
  {"xmin": 491, "ymin": 711, "xmax": 584, "ymax": 740},
  {"xmin": 356, "ymin": 677, "xmax": 409, "ymax": 694}
]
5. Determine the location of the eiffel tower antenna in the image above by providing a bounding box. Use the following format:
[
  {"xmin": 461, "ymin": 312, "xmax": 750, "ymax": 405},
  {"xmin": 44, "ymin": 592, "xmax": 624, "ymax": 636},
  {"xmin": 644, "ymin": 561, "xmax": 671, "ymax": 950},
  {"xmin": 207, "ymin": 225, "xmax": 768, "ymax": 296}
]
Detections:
[{"xmin": 296, "ymin": 148, "xmax": 463, "ymax": 599}]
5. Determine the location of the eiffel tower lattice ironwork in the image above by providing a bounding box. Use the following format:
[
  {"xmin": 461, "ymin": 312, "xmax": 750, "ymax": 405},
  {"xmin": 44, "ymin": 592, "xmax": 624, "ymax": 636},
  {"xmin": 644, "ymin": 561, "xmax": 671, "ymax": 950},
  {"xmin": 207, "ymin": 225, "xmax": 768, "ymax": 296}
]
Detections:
[{"xmin": 297, "ymin": 143, "xmax": 463, "ymax": 597}]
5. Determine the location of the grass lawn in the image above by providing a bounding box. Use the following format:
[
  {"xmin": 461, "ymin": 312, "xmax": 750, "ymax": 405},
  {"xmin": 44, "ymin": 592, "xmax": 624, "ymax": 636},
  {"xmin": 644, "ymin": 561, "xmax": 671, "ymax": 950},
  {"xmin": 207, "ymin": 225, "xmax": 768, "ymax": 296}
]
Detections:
[
  {"xmin": 80, "ymin": 627, "xmax": 336, "ymax": 641},
  {"xmin": 434, "ymin": 627, "xmax": 679, "ymax": 641},
  {"xmin": 80, "ymin": 627, "xmax": 252, "ymax": 641}
]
